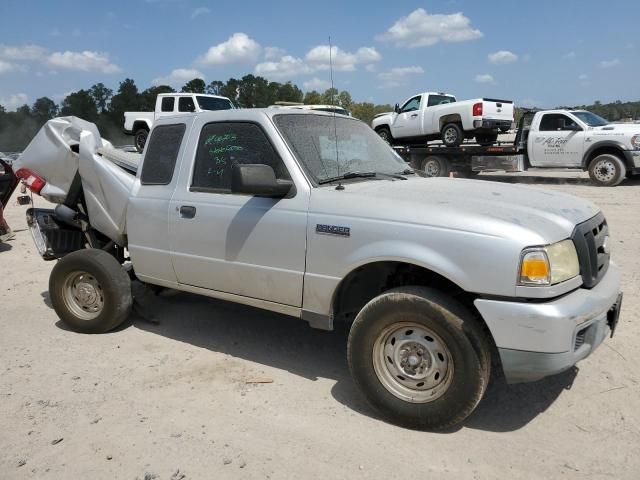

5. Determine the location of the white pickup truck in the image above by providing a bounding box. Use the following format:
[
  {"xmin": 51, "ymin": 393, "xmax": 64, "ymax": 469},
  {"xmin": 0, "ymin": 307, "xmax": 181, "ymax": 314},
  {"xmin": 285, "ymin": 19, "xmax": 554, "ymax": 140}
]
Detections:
[
  {"xmin": 372, "ymin": 92, "xmax": 514, "ymax": 147},
  {"xmin": 13, "ymin": 112, "xmax": 622, "ymax": 430},
  {"xmin": 394, "ymin": 109, "xmax": 640, "ymax": 186},
  {"xmin": 124, "ymin": 93, "xmax": 234, "ymax": 152}
]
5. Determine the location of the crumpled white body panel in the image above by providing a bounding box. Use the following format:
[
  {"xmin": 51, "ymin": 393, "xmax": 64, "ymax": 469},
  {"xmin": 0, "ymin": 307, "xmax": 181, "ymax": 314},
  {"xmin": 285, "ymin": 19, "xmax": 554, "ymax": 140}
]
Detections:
[{"xmin": 15, "ymin": 116, "xmax": 135, "ymax": 244}]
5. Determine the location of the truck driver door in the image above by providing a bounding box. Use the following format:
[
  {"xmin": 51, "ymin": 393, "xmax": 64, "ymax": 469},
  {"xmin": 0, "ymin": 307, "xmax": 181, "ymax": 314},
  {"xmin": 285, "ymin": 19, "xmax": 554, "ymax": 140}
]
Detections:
[
  {"xmin": 530, "ymin": 113, "xmax": 585, "ymax": 167},
  {"xmin": 168, "ymin": 119, "xmax": 309, "ymax": 308},
  {"xmin": 390, "ymin": 95, "xmax": 422, "ymax": 139}
]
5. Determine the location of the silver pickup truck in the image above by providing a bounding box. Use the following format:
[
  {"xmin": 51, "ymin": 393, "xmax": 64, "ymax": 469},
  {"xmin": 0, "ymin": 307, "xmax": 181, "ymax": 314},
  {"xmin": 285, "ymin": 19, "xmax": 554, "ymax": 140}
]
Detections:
[{"xmin": 13, "ymin": 111, "xmax": 622, "ymax": 430}]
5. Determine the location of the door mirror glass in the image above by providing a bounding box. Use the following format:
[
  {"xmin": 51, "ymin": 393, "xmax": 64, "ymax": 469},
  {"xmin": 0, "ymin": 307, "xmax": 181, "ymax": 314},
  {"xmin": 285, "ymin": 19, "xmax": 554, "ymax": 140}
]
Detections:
[{"xmin": 231, "ymin": 164, "xmax": 293, "ymax": 197}]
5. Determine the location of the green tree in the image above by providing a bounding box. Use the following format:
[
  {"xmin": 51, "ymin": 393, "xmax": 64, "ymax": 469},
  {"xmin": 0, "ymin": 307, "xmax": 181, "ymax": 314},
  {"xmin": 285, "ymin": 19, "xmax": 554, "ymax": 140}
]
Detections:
[
  {"xmin": 60, "ymin": 90, "xmax": 98, "ymax": 122},
  {"xmin": 109, "ymin": 78, "xmax": 141, "ymax": 124},
  {"xmin": 303, "ymin": 90, "xmax": 323, "ymax": 105},
  {"xmin": 337, "ymin": 90, "xmax": 353, "ymax": 110},
  {"xmin": 89, "ymin": 83, "xmax": 113, "ymax": 114},
  {"xmin": 31, "ymin": 97, "xmax": 58, "ymax": 122},
  {"xmin": 221, "ymin": 78, "xmax": 240, "ymax": 104},
  {"xmin": 277, "ymin": 82, "xmax": 304, "ymax": 103},
  {"xmin": 350, "ymin": 102, "xmax": 376, "ymax": 124},
  {"xmin": 181, "ymin": 78, "xmax": 206, "ymax": 94},
  {"xmin": 321, "ymin": 88, "xmax": 339, "ymax": 105},
  {"xmin": 206, "ymin": 80, "xmax": 225, "ymax": 95},
  {"xmin": 140, "ymin": 85, "xmax": 175, "ymax": 110}
]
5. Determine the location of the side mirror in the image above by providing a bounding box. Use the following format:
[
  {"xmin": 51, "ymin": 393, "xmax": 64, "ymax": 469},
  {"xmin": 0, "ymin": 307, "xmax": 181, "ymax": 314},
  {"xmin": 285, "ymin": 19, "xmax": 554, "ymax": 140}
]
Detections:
[
  {"xmin": 231, "ymin": 164, "xmax": 293, "ymax": 198},
  {"xmin": 394, "ymin": 103, "xmax": 400, "ymax": 114}
]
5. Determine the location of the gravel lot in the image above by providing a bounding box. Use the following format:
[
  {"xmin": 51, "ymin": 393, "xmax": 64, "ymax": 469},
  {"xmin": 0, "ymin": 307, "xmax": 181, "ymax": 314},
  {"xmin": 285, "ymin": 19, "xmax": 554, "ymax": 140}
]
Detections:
[{"xmin": 1, "ymin": 172, "xmax": 639, "ymax": 479}]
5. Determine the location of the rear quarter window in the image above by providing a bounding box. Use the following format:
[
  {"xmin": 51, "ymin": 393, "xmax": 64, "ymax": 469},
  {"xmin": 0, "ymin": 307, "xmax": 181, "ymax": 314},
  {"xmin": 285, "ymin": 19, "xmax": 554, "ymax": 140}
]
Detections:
[{"xmin": 140, "ymin": 124, "xmax": 186, "ymax": 185}]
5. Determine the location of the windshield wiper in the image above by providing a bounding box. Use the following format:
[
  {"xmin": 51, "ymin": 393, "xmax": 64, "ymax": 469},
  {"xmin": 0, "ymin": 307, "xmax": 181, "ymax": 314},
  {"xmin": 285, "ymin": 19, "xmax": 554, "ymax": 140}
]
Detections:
[{"xmin": 318, "ymin": 171, "xmax": 377, "ymax": 185}]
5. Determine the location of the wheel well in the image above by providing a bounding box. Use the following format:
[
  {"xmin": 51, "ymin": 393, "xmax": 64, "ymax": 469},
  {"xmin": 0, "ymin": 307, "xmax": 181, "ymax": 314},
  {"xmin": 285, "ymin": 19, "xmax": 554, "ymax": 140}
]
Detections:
[
  {"xmin": 375, "ymin": 125, "xmax": 390, "ymax": 132},
  {"xmin": 439, "ymin": 115, "xmax": 462, "ymax": 130},
  {"xmin": 132, "ymin": 121, "xmax": 150, "ymax": 133},
  {"xmin": 584, "ymin": 146, "xmax": 626, "ymax": 169}
]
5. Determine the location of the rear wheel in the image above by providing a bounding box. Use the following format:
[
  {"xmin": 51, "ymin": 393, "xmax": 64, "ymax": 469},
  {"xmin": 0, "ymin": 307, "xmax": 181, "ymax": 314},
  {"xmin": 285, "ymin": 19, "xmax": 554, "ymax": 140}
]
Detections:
[
  {"xmin": 421, "ymin": 156, "xmax": 450, "ymax": 177},
  {"xmin": 376, "ymin": 127, "xmax": 393, "ymax": 145},
  {"xmin": 348, "ymin": 286, "xmax": 491, "ymax": 430},
  {"xmin": 134, "ymin": 128, "xmax": 149, "ymax": 153},
  {"xmin": 588, "ymin": 154, "xmax": 626, "ymax": 186},
  {"xmin": 49, "ymin": 249, "xmax": 132, "ymax": 333},
  {"xmin": 441, "ymin": 123, "xmax": 463, "ymax": 147}
]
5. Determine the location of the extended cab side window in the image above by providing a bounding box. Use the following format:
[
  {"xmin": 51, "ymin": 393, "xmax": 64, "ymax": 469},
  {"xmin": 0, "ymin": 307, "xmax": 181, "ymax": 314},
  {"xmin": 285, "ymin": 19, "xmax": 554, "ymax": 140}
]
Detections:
[
  {"xmin": 178, "ymin": 97, "xmax": 196, "ymax": 112},
  {"xmin": 539, "ymin": 114, "xmax": 578, "ymax": 131},
  {"xmin": 160, "ymin": 97, "xmax": 175, "ymax": 112},
  {"xmin": 140, "ymin": 124, "xmax": 186, "ymax": 185},
  {"xmin": 191, "ymin": 122, "xmax": 291, "ymax": 193},
  {"xmin": 400, "ymin": 96, "xmax": 421, "ymax": 113}
]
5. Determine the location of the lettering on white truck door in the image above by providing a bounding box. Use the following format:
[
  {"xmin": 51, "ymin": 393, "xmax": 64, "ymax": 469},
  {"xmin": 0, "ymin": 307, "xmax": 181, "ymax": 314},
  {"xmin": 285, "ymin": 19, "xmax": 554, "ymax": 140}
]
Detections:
[
  {"xmin": 168, "ymin": 121, "xmax": 307, "ymax": 307},
  {"xmin": 530, "ymin": 113, "xmax": 585, "ymax": 167}
]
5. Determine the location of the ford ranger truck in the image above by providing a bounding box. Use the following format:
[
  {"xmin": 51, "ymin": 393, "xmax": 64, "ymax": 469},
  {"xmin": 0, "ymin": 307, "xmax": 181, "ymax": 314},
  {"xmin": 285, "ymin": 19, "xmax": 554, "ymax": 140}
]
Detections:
[
  {"xmin": 372, "ymin": 92, "xmax": 514, "ymax": 147},
  {"xmin": 14, "ymin": 112, "xmax": 622, "ymax": 430}
]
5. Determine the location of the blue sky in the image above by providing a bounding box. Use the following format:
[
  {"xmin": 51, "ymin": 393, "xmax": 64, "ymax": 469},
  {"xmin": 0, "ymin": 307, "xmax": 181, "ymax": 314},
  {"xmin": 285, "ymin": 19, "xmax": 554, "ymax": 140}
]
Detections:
[{"xmin": 0, "ymin": 0, "xmax": 638, "ymax": 111}]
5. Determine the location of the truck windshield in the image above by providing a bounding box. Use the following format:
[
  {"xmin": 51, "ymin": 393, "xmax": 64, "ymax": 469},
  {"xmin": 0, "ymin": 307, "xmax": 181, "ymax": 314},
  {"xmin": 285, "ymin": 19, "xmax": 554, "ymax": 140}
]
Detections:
[
  {"xmin": 196, "ymin": 96, "xmax": 234, "ymax": 111},
  {"xmin": 274, "ymin": 114, "xmax": 409, "ymax": 185},
  {"xmin": 571, "ymin": 111, "xmax": 608, "ymax": 126}
]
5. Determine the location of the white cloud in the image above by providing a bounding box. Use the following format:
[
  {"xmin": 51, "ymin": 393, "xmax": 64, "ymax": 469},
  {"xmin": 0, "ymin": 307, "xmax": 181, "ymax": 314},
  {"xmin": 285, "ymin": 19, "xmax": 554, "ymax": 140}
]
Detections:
[
  {"xmin": 578, "ymin": 73, "xmax": 588, "ymax": 80},
  {"xmin": 47, "ymin": 50, "xmax": 121, "ymax": 73},
  {"xmin": 0, "ymin": 60, "xmax": 19, "ymax": 74},
  {"xmin": 191, "ymin": 7, "xmax": 210, "ymax": 18},
  {"xmin": 255, "ymin": 55, "xmax": 313, "ymax": 79},
  {"xmin": 377, "ymin": 66, "xmax": 424, "ymax": 88},
  {"xmin": 197, "ymin": 32, "xmax": 261, "ymax": 66},
  {"xmin": 563, "ymin": 51, "xmax": 576, "ymax": 59},
  {"xmin": 0, "ymin": 44, "xmax": 47, "ymax": 61},
  {"xmin": 377, "ymin": 8, "xmax": 482, "ymax": 48},
  {"xmin": 475, "ymin": 73, "xmax": 495, "ymax": 84},
  {"xmin": 264, "ymin": 46, "xmax": 286, "ymax": 60},
  {"xmin": 488, "ymin": 50, "xmax": 518, "ymax": 64},
  {"xmin": 152, "ymin": 68, "xmax": 205, "ymax": 87},
  {"xmin": 305, "ymin": 45, "xmax": 381, "ymax": 71},
  {"xmin": 303, "ymin": 77, "xmax": 331, "ymax": 91},
  {"xmin": 599, "ymin": 59, "xmax": 621, "ymax": 68},
  {"xmin": 0, "ymin": 93, "xmax": 28, "ymax": 111}
]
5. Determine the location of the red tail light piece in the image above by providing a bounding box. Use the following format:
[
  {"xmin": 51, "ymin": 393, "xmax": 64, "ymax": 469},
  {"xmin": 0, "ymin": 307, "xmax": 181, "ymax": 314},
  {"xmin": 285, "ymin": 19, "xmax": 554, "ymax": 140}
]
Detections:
[
  {"xmin": 15, "ymin": 168, "xmax": 46, "ymax": 194},
  {"xmin": 472, "ymin": 102, "xmax": 483, "ymax": 116}
]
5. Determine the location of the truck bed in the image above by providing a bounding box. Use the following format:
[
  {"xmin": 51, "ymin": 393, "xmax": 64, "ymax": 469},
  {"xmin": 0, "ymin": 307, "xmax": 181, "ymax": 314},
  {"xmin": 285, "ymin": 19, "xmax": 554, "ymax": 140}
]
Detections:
[{"xmin": 97, "ymin": 147, "xmax": 141, "ymax": 174}]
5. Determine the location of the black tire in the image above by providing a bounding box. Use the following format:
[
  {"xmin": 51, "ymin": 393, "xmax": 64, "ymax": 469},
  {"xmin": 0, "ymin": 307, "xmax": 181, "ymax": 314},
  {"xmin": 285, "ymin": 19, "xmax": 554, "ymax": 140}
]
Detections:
[
  {"xmin": 475, "ymin": 132, "xmax": 498, "ymax": 146},
  {"xmin": 421, "ymin": 156, "xmax": 450, "ymax": 177},
  {"xmin": 588, "ymin": 154, "xmax": 626, "ymax": 186},
  {"xmin": 348, "ymin": 286, "xmax": 491, "ymax": 430},
  {"xmin": 134, "ymin": 128, "xmax": 149, "ymax": 153},
  {"xmin": 49, "ymin": 249, "xmax": 132, "ymax": 334},
  {"xmin": 441, "ymin": 123, "xmax": 463, "ymax": 147},
  {"xmin": 376, "ymin": 127, "xmax": 393, "ymax": 145}
]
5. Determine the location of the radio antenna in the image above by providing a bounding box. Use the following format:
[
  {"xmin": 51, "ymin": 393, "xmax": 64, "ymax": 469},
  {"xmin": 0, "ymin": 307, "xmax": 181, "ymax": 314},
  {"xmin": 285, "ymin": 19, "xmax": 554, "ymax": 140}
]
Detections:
[{"xmin": 329, "ymin": 36, "xmax": 341, "ymax": 181}]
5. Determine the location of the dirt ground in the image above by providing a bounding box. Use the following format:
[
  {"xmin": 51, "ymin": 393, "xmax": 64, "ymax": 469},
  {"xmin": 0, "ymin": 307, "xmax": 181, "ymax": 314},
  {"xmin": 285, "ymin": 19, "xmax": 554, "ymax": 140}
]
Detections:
[{"xmin": 1, "ymin": 172, "xmax": 639, "ymax": 480}]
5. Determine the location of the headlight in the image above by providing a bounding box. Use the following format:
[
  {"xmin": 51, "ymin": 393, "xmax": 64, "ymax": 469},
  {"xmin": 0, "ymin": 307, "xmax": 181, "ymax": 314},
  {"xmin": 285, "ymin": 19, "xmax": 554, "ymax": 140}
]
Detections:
[
  {"xmin": 519, "ymin": 239, "xmax": 580, "ymax": 286},
  {"xmin": 632, "ymin": 134, "xmax": 640, "ymax": 150}
]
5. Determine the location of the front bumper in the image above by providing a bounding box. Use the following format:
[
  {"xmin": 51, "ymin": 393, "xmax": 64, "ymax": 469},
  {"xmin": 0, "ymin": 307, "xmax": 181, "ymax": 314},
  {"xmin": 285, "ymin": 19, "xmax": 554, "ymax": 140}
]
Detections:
[
  {"xmin": 623, "ymin": 150, "xmax": 640, "ymax": 170},
  {"xmin": 474, "ymin": 263, "xmax": 622, "ymax": 383}
]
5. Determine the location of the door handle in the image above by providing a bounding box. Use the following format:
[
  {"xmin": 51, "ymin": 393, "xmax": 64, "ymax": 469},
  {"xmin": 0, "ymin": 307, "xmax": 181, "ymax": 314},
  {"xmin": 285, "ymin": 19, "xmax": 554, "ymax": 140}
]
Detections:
[
  {"xmin": 179, "ymin": 205, "xmax": 196, "ymax": 219},
  {"xmin": 410, "ymin": 114, "xmax": 418, "ymax": 118}
]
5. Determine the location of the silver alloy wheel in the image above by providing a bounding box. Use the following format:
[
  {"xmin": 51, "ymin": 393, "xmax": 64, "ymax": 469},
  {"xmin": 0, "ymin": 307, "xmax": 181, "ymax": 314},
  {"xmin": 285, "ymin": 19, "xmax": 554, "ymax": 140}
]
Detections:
[
  {"xmin": 373, "ymin": 322, "xmax": 454, "ymax": 403},
  {"xmin": 423, "ymin": 159, "xmax": 441, "ymax": 177},
  {"xmin": 62, "ymin": 271, "xmax": 104, "ymax": 321},
  {"xmin": 592, "ymin": 157, "xmax": 617, "ymax": 183},
  {"xmin": 443, "ymin": 127, "xmax": 458, "ymax": 145}
]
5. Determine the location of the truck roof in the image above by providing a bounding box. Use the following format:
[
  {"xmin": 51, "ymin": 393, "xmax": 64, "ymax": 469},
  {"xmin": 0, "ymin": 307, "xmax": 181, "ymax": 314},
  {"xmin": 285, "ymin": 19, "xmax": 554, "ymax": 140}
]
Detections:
[
  {"xmin": 157, "ymin": 92, "xmax": 230, "ymax": 100},
  {"xmin": 153, "ymin": 108, "xmax": 359, "ymax": 125}
]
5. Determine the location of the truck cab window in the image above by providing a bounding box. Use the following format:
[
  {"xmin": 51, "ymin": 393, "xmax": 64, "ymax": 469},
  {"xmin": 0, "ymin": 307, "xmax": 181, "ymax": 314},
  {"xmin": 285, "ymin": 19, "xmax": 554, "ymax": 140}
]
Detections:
[
  {"xmin": 140, "ymin": 124, "xmax": 186, "ymax": 185},
  {"xmin": 160, "ymin": 97, "xmax": 175, "ymax": 112},
  {"xmin": 179, "ymin": 97, "xmax": 196, "ymax": 112},
  {"xmin": 427, "ymin": 95, "xmax": 456, "ymax": 107},
  {"xmin": 191, "ymin": 122, "xmax": 291, "ymax": 193},
  {"xmin": 400, "ymin": 96, "xmax": 421, "ymax": 113},
  {"xmin": 539, "ymin": 114, "xmax": 578, "ymax": 131}
]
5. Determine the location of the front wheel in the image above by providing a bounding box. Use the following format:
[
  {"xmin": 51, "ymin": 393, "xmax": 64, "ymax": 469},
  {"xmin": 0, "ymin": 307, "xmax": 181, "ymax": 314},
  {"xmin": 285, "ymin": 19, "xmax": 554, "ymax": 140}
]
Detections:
[
  {"xmin": 376, "ymin": 127, "xmax": 393, "ymax": 145},
  {"xmin": 348, "ymin": 286, "xmax": 491, "ymax": 430},
  {"xmin": 49, "ymin": 249, "xmax": 132, "ymax": 333},
  {"xmin": 134, "ymin": 128, "xmax": 149, "ymax": 153},
  {"xmin": 588, "ymin": 154, "xmax": 626, "ymax": 186}
]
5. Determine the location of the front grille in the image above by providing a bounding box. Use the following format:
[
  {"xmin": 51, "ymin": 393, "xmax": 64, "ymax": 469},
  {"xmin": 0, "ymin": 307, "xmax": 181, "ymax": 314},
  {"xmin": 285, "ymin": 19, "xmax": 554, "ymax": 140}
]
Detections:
[{"xmin": 571, "ymin": 212, "xmax": 609, "ymax": 289}]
